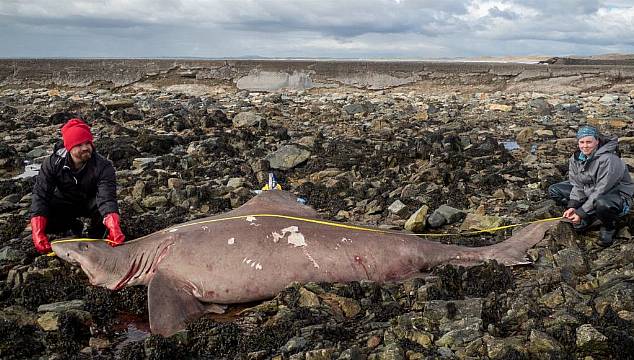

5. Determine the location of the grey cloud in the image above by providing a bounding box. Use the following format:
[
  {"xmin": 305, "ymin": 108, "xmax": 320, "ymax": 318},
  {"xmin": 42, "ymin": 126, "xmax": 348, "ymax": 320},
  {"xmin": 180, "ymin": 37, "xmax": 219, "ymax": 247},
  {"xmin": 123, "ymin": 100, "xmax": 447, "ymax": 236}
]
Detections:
[
  {"xmin": 487, "ymin": 7, "xmax": 519, "ymax": 20},
  {"xmin": 0, "ymin": 0, "xmax": 633, "ymax": 59},
  {"xmin": 1, "ymin": 0, "xmax": 470, "ymax": 38},
  {"xmin": 212, "ymin": 0, "xmax": 469, "ymax": 37},
  {"xmin": 518, "ymin": 0, "xmax": 601, "ymax": 15},
  {"xmin": 5, "ymin": 14, "xmax": 149, "ymax": 30}
]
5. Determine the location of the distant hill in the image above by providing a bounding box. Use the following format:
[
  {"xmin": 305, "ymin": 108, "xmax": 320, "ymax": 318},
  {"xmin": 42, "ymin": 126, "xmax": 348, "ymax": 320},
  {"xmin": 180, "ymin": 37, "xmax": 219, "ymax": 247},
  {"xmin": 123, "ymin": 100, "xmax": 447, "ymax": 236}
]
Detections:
[{"xmin": 539, "ymin": 54, "xmax": 634, "ymax": 66}]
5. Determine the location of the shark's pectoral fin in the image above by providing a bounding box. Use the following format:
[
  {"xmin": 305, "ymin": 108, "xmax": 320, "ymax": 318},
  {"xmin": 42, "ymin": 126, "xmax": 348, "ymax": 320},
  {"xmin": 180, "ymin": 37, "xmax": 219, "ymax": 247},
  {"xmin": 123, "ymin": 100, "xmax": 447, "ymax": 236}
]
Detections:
[{"xmin": 147, "ymin": 271, "xmax": 205, "ymax": 337}]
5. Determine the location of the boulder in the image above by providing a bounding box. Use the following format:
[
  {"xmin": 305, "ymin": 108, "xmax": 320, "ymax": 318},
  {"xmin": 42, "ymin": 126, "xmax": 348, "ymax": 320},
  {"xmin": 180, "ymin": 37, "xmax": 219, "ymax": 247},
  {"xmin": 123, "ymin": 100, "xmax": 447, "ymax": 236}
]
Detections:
[
  {"xmin": 459, "ymin": 213, "xmax": 504, "ymax": 232},
  {"xmin": 427, "ymin": 205, "xmax": 464, "ymax": 228},
  {"xmin": 265, "ymin": 145, "xmax": 311, "ymax": 170},
  {"xmin": 233, "ymin": 111, "xmax": 264, "ymax": 128},
  {"xmin": 404, "ymin": 205, "xmax": 429, "ymax": 232}
]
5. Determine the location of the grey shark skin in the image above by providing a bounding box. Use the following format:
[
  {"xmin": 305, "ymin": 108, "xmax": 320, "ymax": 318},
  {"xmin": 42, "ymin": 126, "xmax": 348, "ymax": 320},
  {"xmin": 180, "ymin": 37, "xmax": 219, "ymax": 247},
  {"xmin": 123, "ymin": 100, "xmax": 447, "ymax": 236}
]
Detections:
[{"xmin": 52, "ymin": 190, "xmax": 555, "ymax": 337}]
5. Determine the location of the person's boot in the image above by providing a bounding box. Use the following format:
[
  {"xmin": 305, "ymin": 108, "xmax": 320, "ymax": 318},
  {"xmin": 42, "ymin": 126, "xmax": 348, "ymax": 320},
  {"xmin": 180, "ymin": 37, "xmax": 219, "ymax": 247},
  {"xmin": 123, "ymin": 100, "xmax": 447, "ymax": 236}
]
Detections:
[{"xmin": 597, "ymin": 225, "xmax": 616, "ymax": 247}]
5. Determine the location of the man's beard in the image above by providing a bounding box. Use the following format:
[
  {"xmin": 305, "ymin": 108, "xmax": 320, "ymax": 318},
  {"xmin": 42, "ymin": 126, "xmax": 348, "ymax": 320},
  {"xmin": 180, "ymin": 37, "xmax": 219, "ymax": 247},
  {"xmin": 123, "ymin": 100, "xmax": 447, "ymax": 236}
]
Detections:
[{"xmin": 78, "ymin": 149, "xmax": 92, "ymax": 162}]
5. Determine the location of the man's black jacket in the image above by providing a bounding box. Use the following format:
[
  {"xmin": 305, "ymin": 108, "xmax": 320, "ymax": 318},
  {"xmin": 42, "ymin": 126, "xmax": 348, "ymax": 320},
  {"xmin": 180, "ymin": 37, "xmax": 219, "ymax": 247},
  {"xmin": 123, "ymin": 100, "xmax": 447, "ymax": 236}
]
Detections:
[{"xmin": 30, "ymin": 143, "xmax": 119, "ymax": 219}]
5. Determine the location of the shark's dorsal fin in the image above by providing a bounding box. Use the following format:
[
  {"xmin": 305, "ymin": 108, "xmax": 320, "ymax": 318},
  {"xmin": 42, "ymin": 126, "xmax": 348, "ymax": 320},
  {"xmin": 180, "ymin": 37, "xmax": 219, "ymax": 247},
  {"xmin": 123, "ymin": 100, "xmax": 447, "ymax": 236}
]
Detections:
[
  {"xmin": 166, "ymin": 190, "xmax": 320, "ymax": 231},
  {"xmin": 147, "ymin": 270, "xmax": 206, "ymax": 337},
  {"xmin": 225, "ymin": 190, "xmax": 319, "ymax": 219}
]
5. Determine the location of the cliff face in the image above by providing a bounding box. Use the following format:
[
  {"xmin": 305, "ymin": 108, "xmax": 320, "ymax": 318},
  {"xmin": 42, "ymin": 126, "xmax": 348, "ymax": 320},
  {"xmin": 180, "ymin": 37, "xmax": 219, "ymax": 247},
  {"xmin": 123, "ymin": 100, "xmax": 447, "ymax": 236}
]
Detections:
[{"xmin": 2, "ymin": 59, "xmax": 634, "ymax": 93}]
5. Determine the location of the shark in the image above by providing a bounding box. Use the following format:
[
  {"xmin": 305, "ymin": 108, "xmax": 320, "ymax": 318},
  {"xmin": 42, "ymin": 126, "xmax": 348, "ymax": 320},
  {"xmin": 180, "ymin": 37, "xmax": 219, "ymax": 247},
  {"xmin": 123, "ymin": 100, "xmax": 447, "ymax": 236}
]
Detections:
[{"xmin": 52, "ymin": 190, "xmax": 556, "ymax": 336}]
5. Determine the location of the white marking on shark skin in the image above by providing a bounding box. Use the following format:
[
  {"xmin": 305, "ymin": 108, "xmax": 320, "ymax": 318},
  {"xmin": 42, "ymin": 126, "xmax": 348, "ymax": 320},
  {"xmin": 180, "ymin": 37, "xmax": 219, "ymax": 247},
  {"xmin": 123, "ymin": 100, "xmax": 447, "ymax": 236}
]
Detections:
[
  {"xmin": 168, "ymin": 228, "xmax": 178, "ymax": 233},
  {"xmin": 335, "ymin": 237, "xmax": 353, "ymax": 250},
  {"xmin": 201, "ymin": 226, "xmax": 209, "ymax": 232},
  {"xmin": 272, "ymin": 231, "xmax": 283, "ymax": 243},
  {"xmin": 228, "ymin": 238, "xmax": 235, "ymax": 245},
  {"xmin": 270, "ymin": 226, "xmax": 307, "ymax": 247},
  {"xmin": 246, "ymin": 216, "xmax": 257, "ymax": 222},
  {"xmin": 302, "ymin": 248, "xmax": 320, "ymax": 268},
  {"xmin": 283, "ymin": 226, "xmax": 298, "ymax": 233},
  {"xmin": 287, "ymin": 232, "xmax": 306, "ymax": 247},
  {"xmin": 241, "ymin": 257, "xmax": 263, "ymax": 270}
]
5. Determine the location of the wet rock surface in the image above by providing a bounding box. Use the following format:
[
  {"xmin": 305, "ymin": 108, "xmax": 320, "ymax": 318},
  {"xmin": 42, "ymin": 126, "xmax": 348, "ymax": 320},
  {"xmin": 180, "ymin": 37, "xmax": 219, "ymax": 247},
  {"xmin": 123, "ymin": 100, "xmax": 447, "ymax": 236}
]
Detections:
[{"xmin": 1, "ymin": 60, "xmax": 634, "ymax": 359}]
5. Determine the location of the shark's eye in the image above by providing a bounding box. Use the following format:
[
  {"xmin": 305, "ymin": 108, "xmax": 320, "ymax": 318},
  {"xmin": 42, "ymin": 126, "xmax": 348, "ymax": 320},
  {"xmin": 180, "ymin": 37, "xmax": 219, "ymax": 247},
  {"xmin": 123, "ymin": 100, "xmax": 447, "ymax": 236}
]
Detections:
[{"xmin": 78, "ymin": 243, "xmax": 89, "ymax": 251}]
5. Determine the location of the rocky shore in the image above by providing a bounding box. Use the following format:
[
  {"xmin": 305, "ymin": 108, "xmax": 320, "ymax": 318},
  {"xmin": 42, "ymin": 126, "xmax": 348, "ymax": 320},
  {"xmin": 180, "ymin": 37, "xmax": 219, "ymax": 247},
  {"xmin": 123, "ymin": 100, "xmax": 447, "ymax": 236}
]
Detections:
[{"xmin": 1, "ymin": 59, "xmax": 634, "ymax": 359}]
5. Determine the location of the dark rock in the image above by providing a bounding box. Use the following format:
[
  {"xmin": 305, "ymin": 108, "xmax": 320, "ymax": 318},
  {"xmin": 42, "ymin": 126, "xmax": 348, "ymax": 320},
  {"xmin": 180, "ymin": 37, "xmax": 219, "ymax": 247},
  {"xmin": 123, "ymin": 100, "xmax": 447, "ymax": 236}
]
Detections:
[
  {"xmin": 48, "ymin": 111, "xmax": 76, "ymax": 125},
  {"xmin": 528, "ymin": 98, "xmax": 553, "ymax": 115},
  {"xmin": 136, "ymin": 131, "xmax": 179, "ymax": 156},
  {"xmin": 0, "ymin": 142, "xmax": 21, "ymax": 175}
]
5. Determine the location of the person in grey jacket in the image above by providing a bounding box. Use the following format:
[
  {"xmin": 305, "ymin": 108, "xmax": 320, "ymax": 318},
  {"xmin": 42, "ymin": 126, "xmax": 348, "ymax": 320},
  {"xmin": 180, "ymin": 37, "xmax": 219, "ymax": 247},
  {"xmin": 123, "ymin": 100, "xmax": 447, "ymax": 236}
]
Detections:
[{"xmin": 549, "ymin": 126, "xmax": 634, "ymax": 246}]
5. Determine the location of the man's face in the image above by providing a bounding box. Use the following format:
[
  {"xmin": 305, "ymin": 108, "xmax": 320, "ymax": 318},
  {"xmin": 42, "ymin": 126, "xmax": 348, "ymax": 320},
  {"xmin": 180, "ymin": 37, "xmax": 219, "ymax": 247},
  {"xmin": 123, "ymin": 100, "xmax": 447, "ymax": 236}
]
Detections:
[
  {"xmin": 578, "ymin": 136, "xmax": 599, "ymax": 156},
  {"xmin": 70, "ymin": 141, "xmax": 93, "ymax": 164}
]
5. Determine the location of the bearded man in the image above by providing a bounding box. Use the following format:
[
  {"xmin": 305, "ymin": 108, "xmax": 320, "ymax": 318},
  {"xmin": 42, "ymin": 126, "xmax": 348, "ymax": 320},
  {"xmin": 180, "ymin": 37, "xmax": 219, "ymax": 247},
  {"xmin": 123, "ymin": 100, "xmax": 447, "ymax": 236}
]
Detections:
[{"xmin": 30, "ymin": 118, "xmax": 125, "ymax": 253}]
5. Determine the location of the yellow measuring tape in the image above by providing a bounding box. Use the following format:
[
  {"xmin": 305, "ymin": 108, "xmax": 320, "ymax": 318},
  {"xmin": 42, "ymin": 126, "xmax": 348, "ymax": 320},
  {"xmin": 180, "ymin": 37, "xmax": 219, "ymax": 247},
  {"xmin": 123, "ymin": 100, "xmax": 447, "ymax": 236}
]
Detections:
[
  {"xmin": 48, "ymin": 238, "xmax": 116, "ymax": 256},
  {"xmin": 164, "ymin": 213, "xmax": 562, "ymax": 237},
  {"xmin": 47, "ymin": 214, "xmax": 562, "ymax": 256}
]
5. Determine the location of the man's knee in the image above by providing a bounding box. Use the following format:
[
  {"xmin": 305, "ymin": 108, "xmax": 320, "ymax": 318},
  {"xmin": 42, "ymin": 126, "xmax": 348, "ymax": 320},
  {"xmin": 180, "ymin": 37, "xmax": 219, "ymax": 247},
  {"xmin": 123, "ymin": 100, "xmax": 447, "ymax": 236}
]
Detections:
[
  {"xmin": 595, "ymin": 197, "xmax": 620, "ymax": 217},
  {"xmin": 548, "ymin": 183, "xmax": 569, "ymax": 204}
]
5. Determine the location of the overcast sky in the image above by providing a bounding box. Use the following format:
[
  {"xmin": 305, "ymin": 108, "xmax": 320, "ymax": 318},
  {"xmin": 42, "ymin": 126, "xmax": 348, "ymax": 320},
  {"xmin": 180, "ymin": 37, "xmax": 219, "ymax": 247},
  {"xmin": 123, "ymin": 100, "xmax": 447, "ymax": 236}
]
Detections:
[{"xmin": 1, "ymin": 0, "xmax": 633, "ymax": 59}]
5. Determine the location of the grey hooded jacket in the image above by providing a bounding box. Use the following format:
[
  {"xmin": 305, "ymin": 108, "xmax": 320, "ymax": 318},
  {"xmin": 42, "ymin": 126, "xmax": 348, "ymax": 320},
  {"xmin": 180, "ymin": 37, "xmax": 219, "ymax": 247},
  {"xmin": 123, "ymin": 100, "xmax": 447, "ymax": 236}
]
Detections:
[{"xmin": 568, "ymin": 137, "xmax": 634, "ymax": 217}]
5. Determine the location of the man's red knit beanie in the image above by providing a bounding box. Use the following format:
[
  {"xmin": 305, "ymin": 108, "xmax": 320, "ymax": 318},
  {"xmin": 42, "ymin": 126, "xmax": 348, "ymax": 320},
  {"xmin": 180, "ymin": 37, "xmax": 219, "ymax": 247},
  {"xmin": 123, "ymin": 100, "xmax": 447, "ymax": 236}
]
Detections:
[{"xmin": 61, "ymin": 118, "xmax": 94, "ymax": 151}]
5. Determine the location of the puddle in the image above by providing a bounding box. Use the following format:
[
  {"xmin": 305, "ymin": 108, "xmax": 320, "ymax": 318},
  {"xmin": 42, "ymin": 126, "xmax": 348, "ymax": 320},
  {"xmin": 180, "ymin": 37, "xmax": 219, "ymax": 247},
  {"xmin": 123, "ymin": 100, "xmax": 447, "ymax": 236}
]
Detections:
[
  {"xmin": 499, "ymin": 141, "xmax": 540, "ymax": 154},
  {"xmin": 500, "ymin": 140, "xmax": 520, "ymax": 151},
  {"xmin": 12, "ymin": 163, "xmax": 41, "ymax": 179},
  {"xmin": 113, "ymin": 323, "xmax": 151, "ymax": 351},
  {"xmin": 111, "ymin": 304, "xmax": 253, "ymax": 350},
  {"xmin": 113, "ymin": 313, "xmax": 151, "ymax": 351}
]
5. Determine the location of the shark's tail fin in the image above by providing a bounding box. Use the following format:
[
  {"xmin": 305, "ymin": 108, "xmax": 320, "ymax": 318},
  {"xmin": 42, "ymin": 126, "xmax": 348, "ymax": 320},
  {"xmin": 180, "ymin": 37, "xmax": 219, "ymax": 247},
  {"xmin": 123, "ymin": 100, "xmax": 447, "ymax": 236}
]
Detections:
[{"xmin": 477, "ymin": 221, "xmax": 557, "ymax": 266}]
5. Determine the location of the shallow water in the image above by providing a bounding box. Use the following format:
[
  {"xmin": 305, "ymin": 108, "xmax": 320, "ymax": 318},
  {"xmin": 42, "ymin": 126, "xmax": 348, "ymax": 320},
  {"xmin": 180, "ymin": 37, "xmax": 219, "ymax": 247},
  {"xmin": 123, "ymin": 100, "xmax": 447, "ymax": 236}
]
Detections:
[
  {"xmin": 113, "ymin": 314, "xmax": 151, "ymax": 351},
  {"xmin": 11, "ymin": 163, "xmax": 40, "ymax": 179},
  {"xmin": 500, "ymin": 140, "xmax": 520, "ymax": 151}
]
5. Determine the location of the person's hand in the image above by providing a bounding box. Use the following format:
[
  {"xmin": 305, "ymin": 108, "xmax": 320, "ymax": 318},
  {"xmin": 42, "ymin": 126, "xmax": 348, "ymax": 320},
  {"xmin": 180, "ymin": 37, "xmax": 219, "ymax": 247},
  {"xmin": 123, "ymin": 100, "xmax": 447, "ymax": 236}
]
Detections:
[
  {"xmin": 31, "ymin": 216, "xmax": 51, "ymax": 254},
  {"xmin": 569, "ymin": 213, "xmax": 581, "ymax": 224},
  {"xmin": 103, "ymin": 213, "xmax": 125, "ymax": 247},
  {"xmin": 563, "ymin": 208, "xmax": 576, "ymax": 220}
]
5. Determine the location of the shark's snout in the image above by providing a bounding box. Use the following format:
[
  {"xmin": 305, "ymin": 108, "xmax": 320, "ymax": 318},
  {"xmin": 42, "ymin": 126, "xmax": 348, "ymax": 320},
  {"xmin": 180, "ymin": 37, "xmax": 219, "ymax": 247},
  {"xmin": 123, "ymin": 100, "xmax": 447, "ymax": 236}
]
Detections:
[
  {"xmin": 52, "ymin": 240, "xmax": 128, "ymax": 289},
  {"xmin": 52, "ymin": 241, "xmax": 95, "ymax": 267}
]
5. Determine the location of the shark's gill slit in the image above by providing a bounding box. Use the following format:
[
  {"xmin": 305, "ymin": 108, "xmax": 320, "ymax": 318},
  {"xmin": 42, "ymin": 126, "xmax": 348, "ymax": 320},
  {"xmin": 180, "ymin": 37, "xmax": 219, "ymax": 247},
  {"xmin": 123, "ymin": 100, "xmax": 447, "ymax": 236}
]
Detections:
[
  {"xmin": 131, "ymin": 254, "xmax": 147, "ymax": 281},
  {"xmin": 115, "ymin": 257, "xmax": 140, "ymax": 290}
]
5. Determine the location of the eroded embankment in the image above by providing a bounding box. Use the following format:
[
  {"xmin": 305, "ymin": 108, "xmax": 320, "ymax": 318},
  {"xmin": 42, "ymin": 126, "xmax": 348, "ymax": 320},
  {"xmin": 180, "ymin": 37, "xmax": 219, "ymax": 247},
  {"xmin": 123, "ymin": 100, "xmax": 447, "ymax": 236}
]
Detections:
[{"xmin": 1, "ymin": 59, "xmax": 634, "ymax": 93}]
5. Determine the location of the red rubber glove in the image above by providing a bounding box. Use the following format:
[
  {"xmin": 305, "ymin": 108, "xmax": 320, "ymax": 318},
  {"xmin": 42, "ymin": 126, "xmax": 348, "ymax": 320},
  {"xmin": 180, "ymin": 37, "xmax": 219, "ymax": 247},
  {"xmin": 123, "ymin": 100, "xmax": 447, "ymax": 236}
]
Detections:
[
  {"xmin": 31, "ymin": 216, "xmax": 51, "ymax": 254},
  {"xmin": 103, "ymin": 213, "xmax": 125, "ymax": 247}
]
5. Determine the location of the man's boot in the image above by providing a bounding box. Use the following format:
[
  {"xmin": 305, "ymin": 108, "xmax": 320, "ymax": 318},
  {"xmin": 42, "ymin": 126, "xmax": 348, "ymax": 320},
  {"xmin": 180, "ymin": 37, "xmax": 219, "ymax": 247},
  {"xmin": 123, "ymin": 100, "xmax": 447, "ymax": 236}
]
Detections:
[
  {"xmin": 573, "ymin": 215, "xmax": 600, "ymax": 233},
  {"xmin": 597, "ymin": 224, "xmax": 616, "ymax": 247}
]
